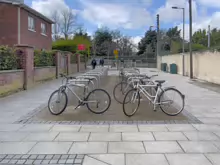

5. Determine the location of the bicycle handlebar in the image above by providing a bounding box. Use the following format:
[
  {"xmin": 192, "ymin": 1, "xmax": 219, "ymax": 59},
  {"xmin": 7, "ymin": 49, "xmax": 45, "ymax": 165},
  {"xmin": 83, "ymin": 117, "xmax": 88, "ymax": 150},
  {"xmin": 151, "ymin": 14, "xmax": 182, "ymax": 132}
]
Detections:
[
  {"xmin": 145, "ymin": 74, "xmax": 158, "ymax": 79},
  {"xmin": 60, "ymin": 73, "xmax": 76, "ymax": 80}
]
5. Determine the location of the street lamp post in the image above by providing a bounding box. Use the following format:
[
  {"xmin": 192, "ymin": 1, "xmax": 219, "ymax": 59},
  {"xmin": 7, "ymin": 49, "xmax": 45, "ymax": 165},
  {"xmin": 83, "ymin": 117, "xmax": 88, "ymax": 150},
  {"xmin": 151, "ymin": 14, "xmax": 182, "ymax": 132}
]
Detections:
[
  {"xmin": 172, "ymin": 6, "xmax": 185, "ymax": 76},
  {"xmin": 189, "ymin": 0, "xmax": 193, "ymax": 79}
]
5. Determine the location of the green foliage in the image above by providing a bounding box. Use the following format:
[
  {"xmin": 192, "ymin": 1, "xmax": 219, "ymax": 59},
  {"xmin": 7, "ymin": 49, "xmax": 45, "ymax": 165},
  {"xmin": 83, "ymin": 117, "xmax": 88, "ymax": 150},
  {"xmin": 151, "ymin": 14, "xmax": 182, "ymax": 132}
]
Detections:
[
  {"xmin": 34, "ymin": 50, "xmax": 55, "ymax": 67},
  {"xmin": 192, "ymin": 43, "xmax": 206, "ymax": 51},
  {"xmin": 192, "ymin": 28, "xmax": 220, "ymax": 49},
  {"xmin": 93, "ymin": 27, "xmax": 113, "ymax": 56},
  {"xmin": 137, "ymin": 30, "xmax": 157, "ymax": 57},
  {"xmin": 52, "ymin": 40, "xmax": 77, "ymax": 52},
  {"xmin": 0, "ymin": 46, "xmax": 17, "ymax": 70},
  {"xmin": 170, "ymin": 40, "xmax": 181, "ymax": 54},
  {"xmin": 166, "ymin": 26, "xmax": 181, "ymax": 40},
  {"xmin": 192, "ymin": 29, "xmax": 207, "ymax": 46}
]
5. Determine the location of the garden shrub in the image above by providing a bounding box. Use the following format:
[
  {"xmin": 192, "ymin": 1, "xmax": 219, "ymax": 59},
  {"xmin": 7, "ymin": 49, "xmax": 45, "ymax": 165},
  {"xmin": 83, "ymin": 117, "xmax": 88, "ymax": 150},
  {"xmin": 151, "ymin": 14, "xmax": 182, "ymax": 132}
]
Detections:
[
  {"xmin": 34, "ymin": 50, "xmax": 55, "ymax": 67},
  {"xmin": 0, "ymin": 46, "xmax": 17, "ymax": 70},
  {"xmin": 52, "ymin": 40, "xmax": 77, "ymax": 52}
]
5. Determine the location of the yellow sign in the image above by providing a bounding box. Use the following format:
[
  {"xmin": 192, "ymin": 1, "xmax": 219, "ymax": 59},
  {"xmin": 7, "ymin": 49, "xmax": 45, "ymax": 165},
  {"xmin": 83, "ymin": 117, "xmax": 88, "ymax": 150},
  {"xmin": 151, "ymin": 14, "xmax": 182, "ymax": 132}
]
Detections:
[{"xmin": 114, "ymin": 49, "xmax": 118, "ymax": 55}]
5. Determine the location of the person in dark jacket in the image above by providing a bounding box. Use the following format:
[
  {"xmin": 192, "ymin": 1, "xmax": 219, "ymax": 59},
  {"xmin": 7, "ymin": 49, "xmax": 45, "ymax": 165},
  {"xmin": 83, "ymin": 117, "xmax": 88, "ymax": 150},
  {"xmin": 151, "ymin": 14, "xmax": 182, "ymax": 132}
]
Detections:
[
  {"xmin": 100, "ymin": 58, "xmax": 104, "ymax": 66},
  {"xmin": 91, "ymin": 59, "xmax": 97, "ymax": 69}
]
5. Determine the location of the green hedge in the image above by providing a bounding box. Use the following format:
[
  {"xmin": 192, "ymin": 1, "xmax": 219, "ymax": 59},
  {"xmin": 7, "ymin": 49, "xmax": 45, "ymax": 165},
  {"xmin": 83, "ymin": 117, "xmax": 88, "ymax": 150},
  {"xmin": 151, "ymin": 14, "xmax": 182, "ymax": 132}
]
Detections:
[
  {"xmin": 34, "ymin": 50, "xmax": 55, "ymax": 67},
  {"xmin": 52, "ymin": 40, "xmax": 77, "ymax": 52},
  {"xmin": 0, "ymin": 46, "xmax": 18, "ymax": 70}
]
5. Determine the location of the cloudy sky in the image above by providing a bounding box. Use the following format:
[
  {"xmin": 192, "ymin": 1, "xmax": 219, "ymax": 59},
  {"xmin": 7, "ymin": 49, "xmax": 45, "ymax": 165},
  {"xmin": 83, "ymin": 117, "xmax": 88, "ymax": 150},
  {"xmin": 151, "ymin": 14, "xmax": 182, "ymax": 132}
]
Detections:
[{"xmin": 24, "ymin": 0, "xmax": 220, "ymax": 44}]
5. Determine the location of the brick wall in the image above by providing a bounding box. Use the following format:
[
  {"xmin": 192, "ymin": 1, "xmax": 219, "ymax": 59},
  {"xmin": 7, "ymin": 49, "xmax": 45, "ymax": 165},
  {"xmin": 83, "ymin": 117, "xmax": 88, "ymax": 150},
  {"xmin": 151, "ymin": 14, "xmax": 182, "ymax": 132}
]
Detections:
[
  {"xmin": 34, "ymin": 67, "xmax": 56, "ymax": 82},
  {"xmin": 0, "ymin": 47, "xmax": 84, "ymax": 96},
  {"xmin": 0, "ymin": 70, "xmax": 24, "ymax": 96}
]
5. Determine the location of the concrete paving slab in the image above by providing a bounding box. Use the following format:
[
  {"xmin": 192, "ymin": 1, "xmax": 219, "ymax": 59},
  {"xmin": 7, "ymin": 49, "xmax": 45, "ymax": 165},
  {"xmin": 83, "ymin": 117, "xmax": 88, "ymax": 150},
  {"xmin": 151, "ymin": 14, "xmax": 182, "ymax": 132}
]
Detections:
[
  {"xmin": 108, "ymin": 142, "xmax": 145, "ymax": 153},
  {"xmin": 138, "ymin": 125, "xmax": 168, "ymax": 132},
  {"xmin": 55, "ymin": 133, "xmax": 89, "ymax": 141},
  {"xmin": 23, "ymin": 132, "xmax": 59, "ymax": 141},
  {"xmin": 69, "ymin": 142, "xmax": 108, "ymax": 154},
  {"xmin": 166, "ymin": 154, "xmax": 212, "ymax": 165},
  {"xmin": 51, "ymin": 125, "xmax": 81, "ymax": 132},
  {"xmin": 89, "ymin": 133, "xmax": 121, "ymax": 141},
  {"xmin": 178, "ymin": 141, "xmax": 219, "ymax": 153},
  {"xmin": 110, "ymin": 125, "xmax": 138, "ymax": 132},
  {"xmin": 122, "ymin": 132, "xmax": 154, "ymax": 141},
  {"xmin": 153, "ymin": 132, "xmax": 188, "ymax": 141},
  {"xmin": 206, "ymin": 154, "xmax": 220, "ymax": 165},
  {"xmin": 0, "ymin": 142, "xmax": 36, "ymax": 154},
  {"xmin": 184, "ymin": 132, "xmax": 220, "ymax": 141},
  {"xmin": 89, "ymin": 154, "xmax": 124, "ymax": 165},
  {"xmin": 28, "ymin": 142, "xmax": 72, "ymax": 154},
  {"xmin": 80, "ymin": 125, "xmax": 109, "ymax": 132},
  {"xmin": 144, "ymin": 141, "xmax": 184, "ymax": 153},
  {"xmin": 126, "ymin": 154, "xmax": 169, "ymax": 165}
]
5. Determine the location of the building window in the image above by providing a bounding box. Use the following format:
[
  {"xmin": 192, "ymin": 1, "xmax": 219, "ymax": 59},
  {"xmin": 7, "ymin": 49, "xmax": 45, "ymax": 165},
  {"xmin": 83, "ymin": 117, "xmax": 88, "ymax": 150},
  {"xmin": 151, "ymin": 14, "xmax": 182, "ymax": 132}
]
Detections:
[
  {"xmin": 41, "ymin": 23, "xmax": 46, "ymax": 35},
  {"xmin": 28, "ymin": 16, "xmax": 35, "ymax": 31}
]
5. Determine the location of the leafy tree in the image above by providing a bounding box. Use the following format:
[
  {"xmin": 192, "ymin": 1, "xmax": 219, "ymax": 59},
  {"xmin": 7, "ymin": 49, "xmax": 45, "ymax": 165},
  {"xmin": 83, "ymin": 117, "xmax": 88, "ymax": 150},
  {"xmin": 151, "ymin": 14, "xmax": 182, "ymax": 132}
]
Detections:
[
  {"xmin": 192, "ymin": 29, "xmax": 207, "ymax": 46},
  {"xmin": 166, "ymin": 26, "xmax": 181, "ymax": 41},
  {"xmin": 92, "ymin": 27, "xmax": 113, "ymax": 56},
  {"xmin": 137, "ymin": 29, "xmax": 157, "ymax": 57}
]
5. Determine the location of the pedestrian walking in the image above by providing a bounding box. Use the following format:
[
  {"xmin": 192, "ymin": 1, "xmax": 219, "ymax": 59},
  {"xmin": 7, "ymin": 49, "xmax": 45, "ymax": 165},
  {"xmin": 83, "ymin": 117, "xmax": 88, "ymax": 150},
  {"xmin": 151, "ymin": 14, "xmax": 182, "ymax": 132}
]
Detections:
[
  {"xmin": 91, "ymin": 58, "xmax": 97, "ymax": 69},
  {"xmin": 100, "ymin": 58, "xmax": 104, "ymax": 67}
]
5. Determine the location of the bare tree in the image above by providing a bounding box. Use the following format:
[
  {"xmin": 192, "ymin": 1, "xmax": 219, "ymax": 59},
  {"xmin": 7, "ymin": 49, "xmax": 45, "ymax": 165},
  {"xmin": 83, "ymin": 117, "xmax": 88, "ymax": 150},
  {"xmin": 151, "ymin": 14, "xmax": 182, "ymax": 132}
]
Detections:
[
  {"xmin": 51, "ymin": 11, "xmax": 60, "ymax": 41},
  {"xmin": 59, "ymin": 8, "xmax": 77, "ymax": 40},
  {"xmin": 118, "ymin": 36, "xmax": 133, "ymax": 56}
]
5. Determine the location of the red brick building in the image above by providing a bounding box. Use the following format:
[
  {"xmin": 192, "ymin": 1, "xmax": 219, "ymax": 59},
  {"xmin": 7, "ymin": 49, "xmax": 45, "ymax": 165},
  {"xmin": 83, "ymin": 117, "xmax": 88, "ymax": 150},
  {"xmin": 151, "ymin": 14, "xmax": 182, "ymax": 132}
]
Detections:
[{"xmin": 0, "ymin": 0, "xmax": 54, "ymax": 50}]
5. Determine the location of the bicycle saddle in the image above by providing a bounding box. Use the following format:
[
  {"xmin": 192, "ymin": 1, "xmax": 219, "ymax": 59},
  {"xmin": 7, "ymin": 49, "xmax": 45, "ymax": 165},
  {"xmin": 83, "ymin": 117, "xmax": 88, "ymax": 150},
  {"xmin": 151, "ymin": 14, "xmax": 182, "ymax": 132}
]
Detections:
[{"xmin": 155, "ymin": 80, "xmax": 166, "ymax": 84}]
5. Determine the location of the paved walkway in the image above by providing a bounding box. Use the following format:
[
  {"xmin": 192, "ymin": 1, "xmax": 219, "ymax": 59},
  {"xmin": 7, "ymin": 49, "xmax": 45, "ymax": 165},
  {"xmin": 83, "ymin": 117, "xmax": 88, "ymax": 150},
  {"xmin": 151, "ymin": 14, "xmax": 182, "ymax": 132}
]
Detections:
[{"xmin": 1, "ymin": 68, "xmax": 220, "ymax": 165}]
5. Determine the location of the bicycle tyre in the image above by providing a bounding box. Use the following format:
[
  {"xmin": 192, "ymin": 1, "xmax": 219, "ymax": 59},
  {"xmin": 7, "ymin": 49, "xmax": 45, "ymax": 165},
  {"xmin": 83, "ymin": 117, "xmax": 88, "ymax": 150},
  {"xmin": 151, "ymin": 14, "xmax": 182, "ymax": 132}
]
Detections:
[
  {"xmin": 86, "ymin": 88, "xmax": 111, "ymax": 114},
  {"xmin": 113, "ymin": 81, "xmax": 133, "ymax": 104},
  {"xmin": 48, "ymin": 89, "xmax": 68, "ymax": 115},
  {"xmin": 158, "ymin": 87, "xmax": 185, "ymax": 116},
  {"xmin": 122, "ymin": 88, "xmax": 140, "ymax": 117}
]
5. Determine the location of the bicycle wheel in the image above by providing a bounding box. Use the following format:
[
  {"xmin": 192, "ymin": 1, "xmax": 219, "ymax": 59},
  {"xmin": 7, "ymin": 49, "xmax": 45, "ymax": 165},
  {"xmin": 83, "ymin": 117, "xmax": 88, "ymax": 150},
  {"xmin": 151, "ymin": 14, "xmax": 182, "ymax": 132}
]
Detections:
[
  {"xmin": 158, "ymin": 87, "xmax": 185, "ymax": 116},
  {"xmin": 86, "ymin": 89, "xmax": 111, "ymax": 114},
  {"xmin": 48, "ymin": 89, "xmax": 68, "ymax": 115},
  {"xmin": 123, "ymin": 88, "xmax": 140, "ymax": 117},
  {"xmin": 113, "ymin": 82, "xmax": 133, "ymax": 104}
]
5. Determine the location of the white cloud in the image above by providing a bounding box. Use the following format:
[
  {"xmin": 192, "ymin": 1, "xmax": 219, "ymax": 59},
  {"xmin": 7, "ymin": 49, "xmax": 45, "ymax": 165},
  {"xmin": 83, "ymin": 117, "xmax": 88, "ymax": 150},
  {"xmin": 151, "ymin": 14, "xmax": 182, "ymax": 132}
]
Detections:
[
  {"xmin": 80, "ymin": 0, "xmax": 153, "ymax": 29},
  {"xmin": 196, "ymin": 0, "xmax": 220, "ymax": 8},
  {"xmin": 32, "ymin": 0, "xmax": 68, "ymax": 17},
  {"xmin": 131, "ymin": 36, "xmax": 142, "ymax": 45},
  {"xmin": 156, "ymin": 0, "xmax": 198, "ymax": 23},
  {"xmin": 31, "ymin": 0, "xmax": 79, "ymax": 22}
]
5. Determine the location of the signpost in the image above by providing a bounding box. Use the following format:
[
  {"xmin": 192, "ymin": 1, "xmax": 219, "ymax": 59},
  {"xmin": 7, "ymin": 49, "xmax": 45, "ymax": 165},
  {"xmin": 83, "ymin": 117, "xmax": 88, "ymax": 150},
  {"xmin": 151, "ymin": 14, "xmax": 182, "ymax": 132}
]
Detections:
[
  {"xmin": 78, "ymin": 44, "xmax": 85, "ymax": 51},
  {"xmin": 77, "ymin": 44, "xmax": 86, "ymax": 69},
  {"xmin": 114, "ymin": 49, "xmax": 118, "ymax": 59}
]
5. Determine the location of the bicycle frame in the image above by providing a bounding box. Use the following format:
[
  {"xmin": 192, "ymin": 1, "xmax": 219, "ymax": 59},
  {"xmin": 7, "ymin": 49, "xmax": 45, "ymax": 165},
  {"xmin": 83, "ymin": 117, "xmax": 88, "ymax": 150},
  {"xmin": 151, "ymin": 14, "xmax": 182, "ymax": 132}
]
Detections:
[
  {"xmin": 135, "ymin": 83, "xmax": 173, "ymax": 111},
  {"xmin": 58, "ymin": 84, "xmax": 97, "ymax": 104}
]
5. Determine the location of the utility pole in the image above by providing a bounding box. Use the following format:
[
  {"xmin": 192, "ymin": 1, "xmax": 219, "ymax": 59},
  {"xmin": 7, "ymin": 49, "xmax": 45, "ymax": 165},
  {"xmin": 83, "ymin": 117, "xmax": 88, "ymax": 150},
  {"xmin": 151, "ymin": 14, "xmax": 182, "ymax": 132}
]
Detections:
[
  {"xmin": 189, "ymin": 0, "xmax": 193, "ymax": 79},
  {"xmin": 156, "ymin": 14, "xmax": 160, "ymax": 59},
  {"xmin": 208, "ymin": 25, "xmax": 211, "ymax": 48},
  {"xmin": 182, "ymin": 8, "xmax": 185, "ymax": 76}
]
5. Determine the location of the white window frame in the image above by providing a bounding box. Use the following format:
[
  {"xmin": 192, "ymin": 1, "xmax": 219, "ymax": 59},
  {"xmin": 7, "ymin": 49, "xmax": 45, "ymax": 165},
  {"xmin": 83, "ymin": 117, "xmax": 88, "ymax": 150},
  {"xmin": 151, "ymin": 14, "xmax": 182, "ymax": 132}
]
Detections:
[
  {"xmin": 28, "ymin": 16, "xmax": 35, "ymax": 31},
  {"xmin": 41, "ymin": 23, "xmax": 47, "ymax": 36}
]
